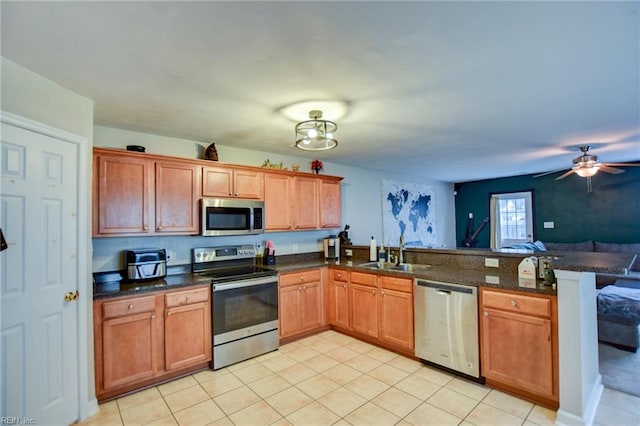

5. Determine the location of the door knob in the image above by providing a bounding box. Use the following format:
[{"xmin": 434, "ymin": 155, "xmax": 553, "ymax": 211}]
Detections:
[{"xmin": 64, "ymin": 291, "xmax": 79, "ymax": 302}]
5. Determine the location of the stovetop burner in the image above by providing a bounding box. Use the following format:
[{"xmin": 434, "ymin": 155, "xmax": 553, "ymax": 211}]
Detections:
[{"xmin": 192, "ymin": 245, "xmax": 277, "ymax": 283}]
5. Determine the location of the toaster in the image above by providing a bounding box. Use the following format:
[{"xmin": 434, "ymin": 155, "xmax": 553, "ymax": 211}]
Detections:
[{"xmin": 125, "ymin": 249, "xmax": 167, "ymax": 281}]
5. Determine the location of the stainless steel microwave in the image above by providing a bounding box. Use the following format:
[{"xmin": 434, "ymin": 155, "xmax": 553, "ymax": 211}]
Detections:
[{"xmin": 201, "ymin": 198, "xmax": 264, "ymax": 236}]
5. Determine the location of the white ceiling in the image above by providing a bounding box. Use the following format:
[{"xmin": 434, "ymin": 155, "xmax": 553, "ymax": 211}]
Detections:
[{"xmin": 2, "ymin": 1, "xmax": 639, "ymax": 182}]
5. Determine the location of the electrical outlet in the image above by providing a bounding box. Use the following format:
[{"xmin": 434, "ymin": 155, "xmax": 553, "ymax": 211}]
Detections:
[
  {"xmin": 485, "ymin": 275, "xmax": 500, "ymax": 284},
  {"xmin": 167, "ymin": 250, "xmax": 176, "ymax": 264},
  {"xmin": 345, "ymin": 249, "xmax": 353, "ymax": 257},
  {"xmin": 292, "ymin": 243, "xmax": 298, "ymax": 253},
  {"xmin": 485, "ymin": 258, "xmax": 500, "ymax": 268}
]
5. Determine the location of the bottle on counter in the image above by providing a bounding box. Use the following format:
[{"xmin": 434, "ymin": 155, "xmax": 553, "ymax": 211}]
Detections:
[
  {"xmin": 369, "ymin": 236, "xmax": 377, "ymax": 261},
  {"xmin": 378, "ymin": 245, "xmax": 386, "ymax": 262},
  {"xmin": 542, "ymin": 261, "xmax": 556, "ymax": 286}
]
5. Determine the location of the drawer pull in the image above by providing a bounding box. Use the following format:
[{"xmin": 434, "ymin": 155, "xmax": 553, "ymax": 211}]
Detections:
[
  {"xmin": 343, "ymin": 284, "xmax": 347, "ymax": 288},
  {"xmin": 128, "ymin": 304, "xmax": 134, "ymax": 311},
  {"xmin": 510, "ymin": 300, "xmax": 517, "ymax": 307}
]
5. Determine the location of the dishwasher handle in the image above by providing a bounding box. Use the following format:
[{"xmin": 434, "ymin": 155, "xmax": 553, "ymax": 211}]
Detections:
[{"xmin": 416, "ymin": 279, "xmax": 476, "ymax": 295}]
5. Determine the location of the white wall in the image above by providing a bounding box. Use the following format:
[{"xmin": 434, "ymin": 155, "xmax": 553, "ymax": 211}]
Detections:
[
  {"xmin": 1, "ymin": 57, "xmax": 97, "ymax": 416},
  {"xmin": 93, "ymin": 126, "xmax": 456, "ymax": 271}
]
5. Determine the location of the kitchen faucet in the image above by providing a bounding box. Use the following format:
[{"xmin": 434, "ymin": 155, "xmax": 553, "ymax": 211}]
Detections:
[{"xmin": 398, "ymin": 235, "xmax": 405, "ymax": 265}]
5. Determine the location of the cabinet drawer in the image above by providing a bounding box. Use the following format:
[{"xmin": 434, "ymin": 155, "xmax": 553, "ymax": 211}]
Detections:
[
  {"xmin": 351, "ymin": 271, "xmax": 377, "ymax": 287},
  {"xmin": 332, "ymin": 269, "xmax": 349, "ymax": 283},
  {"xmin": 380, "ymin": 276, "xmax": 413, "ymax": 293},
  {"xmin": 280, "ymin": 269, "xmax": 322, "ymax": 287},
  {"xmin": 165, "ymin": 286, "xmax": 210, "ymax": 308},
  {"xmin": 482, "ymin": 290, "xmax": 551, "ymax": 318},
  {"xmin": 103, "ymin": 295, "xmax": 156, "ymax": 319}
]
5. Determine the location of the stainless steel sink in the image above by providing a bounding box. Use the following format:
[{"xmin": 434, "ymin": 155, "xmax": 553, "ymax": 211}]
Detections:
[{"xmin": 358, "ymin": 262, "xmax": 431, "ymax": 272}]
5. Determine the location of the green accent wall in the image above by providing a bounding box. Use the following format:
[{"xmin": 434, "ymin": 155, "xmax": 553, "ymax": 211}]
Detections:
[{"xmin": 454, "ymin": 163, "xmax": 640, "ymax": 248}]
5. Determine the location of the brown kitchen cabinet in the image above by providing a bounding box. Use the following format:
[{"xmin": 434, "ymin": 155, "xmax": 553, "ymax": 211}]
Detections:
[
  {"xmin": 292, "ymin": 176, "xmax": 319, "ymax": 230},
  {"xmin": 164, "ymin": 287, "xmax": 212, "ymax": 371},
  {"xmin": 264, "ymin": 173, "xmax": 294, "ymax": 231},
  {"xmin": 328, "ymin": 269, "xmax": 350, "ymax": 329},
  {"xmin": 480, "ymin": 288, "xmax": 559, "ymax": 408},
  {"xmin": 378, "ymin": 275, "xmax": 414, "ymax": 352},
  {"xmin": 202, "ymin": 165, "xmax": 263, "ymax": 199},
  {"xmin": 93, "ymin": 151, "xmax": 154, "ymax": 235},
  {"xmin": 94, "ymin": 285, "xmax": 212, "ymax": 402},
  {"xmin": 93, "ymin": 148, "xmax": 201, "ymax": 236},
  {"xmin": 279, "ymin": 269, "xmax": 324, "ymax": 340},
  {"xmin": 349, "ymin": 272, "xmax": 379, "ymax": 339},
  {"xmin": 319, "ymin": 177, "xmax": 342, "ymax": 229},
  {"xmin": 95, "ymin": 294, "xmax": 162, "ymax": 395}
]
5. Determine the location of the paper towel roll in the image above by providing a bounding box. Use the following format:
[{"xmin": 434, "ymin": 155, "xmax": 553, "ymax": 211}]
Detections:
[{"xmin": 369, "ymin": 236, "xmax": 377, "ymax": 261}]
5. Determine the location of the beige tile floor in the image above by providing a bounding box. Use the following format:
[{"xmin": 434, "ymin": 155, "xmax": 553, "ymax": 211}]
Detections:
[{"xmin": 82, "ymin": 330, "xmax": 640, "ymax": 426}]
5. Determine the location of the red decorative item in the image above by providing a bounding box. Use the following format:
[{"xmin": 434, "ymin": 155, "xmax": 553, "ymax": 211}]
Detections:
[{"xmin": 311, "ymin": 159, "xmax": 323, "ymax": 174}]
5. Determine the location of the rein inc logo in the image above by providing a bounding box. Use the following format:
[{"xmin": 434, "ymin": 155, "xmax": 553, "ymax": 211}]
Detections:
[{"xmin": 1, "ymin": 418, "xmax": 36, "ymax": 425}]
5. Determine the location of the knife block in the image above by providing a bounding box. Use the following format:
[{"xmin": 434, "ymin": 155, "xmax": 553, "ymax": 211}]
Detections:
[{"xmin": 263, "ymin": 249, "xmax": 276, "ymax": 265}]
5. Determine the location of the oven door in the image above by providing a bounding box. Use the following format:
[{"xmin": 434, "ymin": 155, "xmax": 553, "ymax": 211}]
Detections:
[{"xmin": 212, "ymin": 275, "xmax": 278, "ymax": 345}]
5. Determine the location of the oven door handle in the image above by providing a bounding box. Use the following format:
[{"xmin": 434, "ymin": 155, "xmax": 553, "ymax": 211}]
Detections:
[{"xmin": 212, "ymin": 275, "xmax": 277, "ymax": 291}]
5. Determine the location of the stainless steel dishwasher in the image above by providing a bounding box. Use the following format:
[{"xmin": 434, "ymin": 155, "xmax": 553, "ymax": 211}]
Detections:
[{"xmin": 414, "ymin": 279, "xmax": 480, "ymax": 379}]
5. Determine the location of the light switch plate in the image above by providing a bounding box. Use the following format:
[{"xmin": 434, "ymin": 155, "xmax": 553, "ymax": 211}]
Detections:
[
  {"xmin": 485, "ymin": 258, "xmax": 500, "ymax": 268},
  {"xmin": 543, "ymin": 221, "xmax": 555, "ymax": 229},
  {"xmin": 485, "ymin": 275, "xmax": 500, "ymax": 284}
]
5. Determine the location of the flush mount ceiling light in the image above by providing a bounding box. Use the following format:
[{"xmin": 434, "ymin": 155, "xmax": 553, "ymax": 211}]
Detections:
[{"xmin": 295, "ymin": 110, "xmax": 338, "ymax": 151}]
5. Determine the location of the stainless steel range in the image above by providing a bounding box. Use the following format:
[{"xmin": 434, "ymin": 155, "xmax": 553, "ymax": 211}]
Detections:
[{"xmin": 193, "ymin": 245, "xmax": 279, "ymax": 370}]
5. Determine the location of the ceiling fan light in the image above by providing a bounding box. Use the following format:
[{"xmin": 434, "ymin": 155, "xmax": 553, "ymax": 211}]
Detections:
[{"xmin": 574, "ymin": 164, "xmax": 600, "ymax": 177}]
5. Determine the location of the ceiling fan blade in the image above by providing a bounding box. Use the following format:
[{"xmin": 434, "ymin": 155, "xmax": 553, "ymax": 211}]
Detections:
[
  {"xmin": 602, "ymin": 163, "xmax": 640, "ymax": 167},
  {"xmin": 599, "ymin": 165, "xmax": 625, "ymax": 174},
  {"xmin": 555, "ymin": 169, "xmax": 575, "ymax": 180}
]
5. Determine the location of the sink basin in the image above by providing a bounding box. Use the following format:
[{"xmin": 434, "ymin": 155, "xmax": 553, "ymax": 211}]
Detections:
[{"xmin": 358, "ymin": 262, "xmax": 431, "ymax": 272}]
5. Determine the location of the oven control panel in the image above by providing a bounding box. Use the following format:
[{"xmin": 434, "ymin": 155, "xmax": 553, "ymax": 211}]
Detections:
[{"xmin": 193, "ymin": 245, "xmax": 256, "ymax": 264}]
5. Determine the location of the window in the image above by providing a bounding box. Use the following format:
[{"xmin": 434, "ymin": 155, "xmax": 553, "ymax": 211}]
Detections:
[{"xmin": 490, "ymin": 191, "xmax": 533, "ymax": 249}]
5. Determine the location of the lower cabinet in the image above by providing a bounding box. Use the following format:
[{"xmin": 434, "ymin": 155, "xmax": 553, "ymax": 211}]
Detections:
[
  {"xmin": 279, "ymin": 269, "xmax": 324, "ymax": 340},
  {"xmin": 164, "ymin": 287, "xmax": 212, "ymax": 371},
  {"xmin": 94, "ymin": 285, "xmax": 211, "ymax": 401},
  {"xmin": 480, "ymin": 288, "xmax": 559, "ymax": 408},
  {"xmin": 328, "ymin": 270, "xmax": 414, "ymax": 356},
  {"xmin": 378, "ymin": 276, "xmax": 414, "ymax": 352}
]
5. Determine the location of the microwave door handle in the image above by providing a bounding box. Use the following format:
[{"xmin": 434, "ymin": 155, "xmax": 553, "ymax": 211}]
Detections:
[
  {"xmin": 250, "ymin": 209, "xmax": 254, "ymax": 231},
  {"xmin": 136, "ymin": 264, "xmax": 144, "ymax": 278}
]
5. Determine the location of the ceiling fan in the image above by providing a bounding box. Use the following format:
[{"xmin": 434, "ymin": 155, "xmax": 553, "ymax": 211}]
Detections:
[{"xmin": 534, "ymin": 145, "xmax": 640, "ymax": 192}]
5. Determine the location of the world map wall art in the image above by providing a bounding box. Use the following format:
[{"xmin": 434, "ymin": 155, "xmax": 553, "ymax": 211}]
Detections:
[{"xmin": 382, "ymin": 179, "xmax": 437, "ymax": 248}]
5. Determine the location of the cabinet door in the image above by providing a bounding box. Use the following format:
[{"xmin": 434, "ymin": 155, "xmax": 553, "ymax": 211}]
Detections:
[
  {"xmin": 279, "ymin": 285, "xmax": 301, "ymax": 338},
  {"xmin": 94, "ymin": 153, "xmax": 153, "ymax": 235},
  {"xmin": 300, "ymin": 281, "xmax": 323, "ymax": 332},
  {"xmin": 379, "ymin": 288, "xmax": 414, "ymax": 351},
  {"xmin": 165, "ymin": 301, "xmax": 212, "ymax": 371},
  {"xmin": 293, "ymin": 176, "xmax": 319, "ymax": 229},
  {"xmin": 156, "ymin": 161, "xmax": 201, "ymax": 234},
  {"xmin": 329, "ymin": 271, "xmax": 349, "ymax": 329},
  {"xmin": 202, "ymin": 166, "xmax": 233, "ymax": 197},
  {"xmin": 234, "ymin": 169, "xmax": 264, "ymax": 199},
  {"xmin": 350, "ymin": 283, "xmax": 379, "ymax": 338},
  {"xmin": 264, "ymin": 173, "xmax": 293, "ymax": 231},
  {"xmin": 101, "ymin": 311, "xmax": 158, "ymax": 390},
  {"xmin": 319, "ymin": 179, "xmax": 341, "ymax": 229},
  {"xmin": 481, "ymin": 308, "xmax": 554, "ymax": 398}
]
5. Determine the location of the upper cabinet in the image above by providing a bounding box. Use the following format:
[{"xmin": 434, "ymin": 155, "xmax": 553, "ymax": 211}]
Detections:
[
  {"xmin": 202, "ymin": 166, "xmax": 263, "ymax": 199},
  {"xmin": 93, "ymin": 148, "xmax": 201, "ymax": 237},
  {"xmin": 264, "ymin": 171, "xmax": 343, "ymax": 232},
  {"xmin": 93, "ymin": 148, "xmax": 343, "ymax": 236}
]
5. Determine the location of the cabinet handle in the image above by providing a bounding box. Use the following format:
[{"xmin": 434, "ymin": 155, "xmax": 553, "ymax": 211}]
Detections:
[
  {"xmin": 510, "ymin": 300, "xmax": 517, "ymax": 307},
  {"xmin": 128, "ymin": 304, "xmax": 134, "ymax": 311}
]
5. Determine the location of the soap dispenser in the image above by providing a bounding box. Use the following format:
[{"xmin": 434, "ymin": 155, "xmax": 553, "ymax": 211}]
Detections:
[{"xmin": 369, "ymin": 236, "xmax": 377, "ymax": 261}]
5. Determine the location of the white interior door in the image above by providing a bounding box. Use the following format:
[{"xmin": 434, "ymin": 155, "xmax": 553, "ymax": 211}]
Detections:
[{"xmin": 1, "ymin": 122, "xmax": 79, "ymax": 424}]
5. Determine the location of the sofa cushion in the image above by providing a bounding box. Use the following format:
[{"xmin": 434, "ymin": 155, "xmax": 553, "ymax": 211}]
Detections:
[
  {"xmin": 544, "ymin": 241, "xmax": 594, "ymax": 252},
  {"xmin": 597, "ymin": 285, "xmax": 640, "ymax": 323}
]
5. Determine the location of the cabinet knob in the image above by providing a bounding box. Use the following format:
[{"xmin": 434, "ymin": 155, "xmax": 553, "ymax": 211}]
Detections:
[
  {"xmin": 303, "ymin": 286, "xmax": 307, "ymax": 291},
  {"xmin": 157, "ymin": 225, "xmax": 163, "ymax": 230},
  {"xmin": 343, "ymin": 284, "xmax": 347, "ymax": 288},
  {"xmin": 186, "ymin": 296, "xmax": 191, "ymax": 301},
  {"xmin": 167, "ymin": 311, "xmax": 172, "ymax": 316},
  {"xmin": 143, "ymin": 226, "xmax": 148, "ymax": 231},
  {"xmin": 510, "ymin": 300, "xmax": 517, "ymax": 307},
  {"xmin": 484, "ymin": 311, "xmax": 488, "ymax": 316},
  {"xmin": 337, "ymin": 273, "xmax": 342, "ymax": 278},
  {"xmin": 234, "ymin": 193, "xmax": 238, "ymax": 197},
  {"xmin": 381, "ymin": 290, "xmax": 385, "ymax": 296},
  {"xmin": 228, "ymin": 193, "xmax": 232, "ymax": 196},
  {"xmin": 151, "ymin": 314, "xmax": 156, "ymax": 319},
  {"xmin": 372, "ymin": 290, "xmax": 376, "ymax": 295},
  {"xmin": 128, "ymin": 304, "xmax": 134, "ymax": 310}
]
